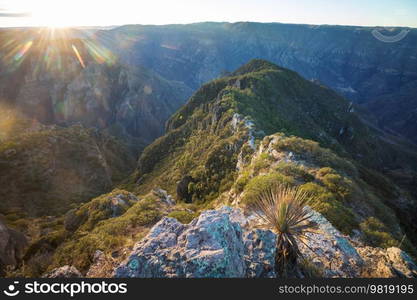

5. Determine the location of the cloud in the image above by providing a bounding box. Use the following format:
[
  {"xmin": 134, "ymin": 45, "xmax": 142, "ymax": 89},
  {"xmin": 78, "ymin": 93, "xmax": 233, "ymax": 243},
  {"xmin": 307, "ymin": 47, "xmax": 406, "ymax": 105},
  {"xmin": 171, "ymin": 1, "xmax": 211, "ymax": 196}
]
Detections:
[
  {"xmin": 0, "ymin": 12, "xmax": 31, "ymax": 18},
  {"xmin": 0, "ymin": 7, "xmax": 31, "ymax": 18}
]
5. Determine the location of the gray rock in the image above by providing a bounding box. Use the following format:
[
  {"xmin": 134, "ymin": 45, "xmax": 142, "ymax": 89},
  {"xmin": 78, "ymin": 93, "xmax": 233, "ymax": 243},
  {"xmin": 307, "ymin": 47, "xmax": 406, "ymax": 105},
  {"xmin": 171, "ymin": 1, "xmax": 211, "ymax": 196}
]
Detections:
[
  {"xmin": 244, "ymin": 229, "xmax": 277, "ymax": 278},
  {"xmin": 114, "ymin": 205, "xmax": 417, "ymax": 278},
  {"xmin": 152, "ymin": 188, "xmax": 175, "ymax": 206},
  {"xmin": 386, "ymin": 248, "xmax": 417, "ymax": 278},
  {"xmin": 43, "ymin": 265, "xmax": 82, "ymax": 278},
  {"xmin": 299, "ymin": 207, "xmax": 364, "ymax": 278},
  {"xmin": 109, "ymin": 192, "xmax": 138, "ymax": 217},
  {"xmin": 0, "ymin": 219, "xmax": 28, "ymax": 276},
  {"xmin": 357, "ymin": 246, "xmax": 417, "ymax": 278},
  {"xmin": 114, "ymin": 206, "xmax": 276, "ymax": 278}
]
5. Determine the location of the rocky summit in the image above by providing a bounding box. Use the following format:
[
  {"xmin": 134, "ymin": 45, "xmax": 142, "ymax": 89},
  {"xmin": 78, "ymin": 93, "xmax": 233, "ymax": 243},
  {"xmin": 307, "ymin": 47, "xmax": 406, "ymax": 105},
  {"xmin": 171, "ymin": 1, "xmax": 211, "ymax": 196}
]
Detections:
[
  {"xmin": 114, "ymin": 207, "xmax": 417, "ymax": 278},
  {"xmin": 115, "ymin": 207, "xmax": 276, "ymax": 278}
]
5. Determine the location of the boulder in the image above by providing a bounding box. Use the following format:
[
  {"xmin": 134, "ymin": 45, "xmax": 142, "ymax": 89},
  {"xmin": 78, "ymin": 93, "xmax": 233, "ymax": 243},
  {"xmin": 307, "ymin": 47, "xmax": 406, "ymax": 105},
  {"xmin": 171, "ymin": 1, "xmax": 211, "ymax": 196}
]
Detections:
[
  {"xmin": 244, "ymin": 229, "xmax": 276, "ymax": 278},
  {"xmin": 114, "ymin": 207, "xmax": 276, "ymax": 278},
  {"xmin": 43, "ymin": 265, "xmax": 82, "ymax": 278},
  {"xmin": 176, "ymin": 176, "xmax": 194, "ymax": 203},
  {"xmin": 0, "ymin": 219, "xmax": 28, "ymax": 276},
  {"xmin": 152, "ymin": 188, "xmax": 175, "ymax": 206},
  {"xmin": 109, "ymin": 192, "xmax": 138, "ymax": 217}
]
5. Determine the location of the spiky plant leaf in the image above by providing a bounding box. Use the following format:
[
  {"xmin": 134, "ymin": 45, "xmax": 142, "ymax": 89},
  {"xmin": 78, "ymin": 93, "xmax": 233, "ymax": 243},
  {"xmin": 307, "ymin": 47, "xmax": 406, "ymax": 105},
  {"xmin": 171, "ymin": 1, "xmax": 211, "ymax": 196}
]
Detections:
[{"xmin": 250, "ymin": 184, "xmax": 317, "ymax": 275}]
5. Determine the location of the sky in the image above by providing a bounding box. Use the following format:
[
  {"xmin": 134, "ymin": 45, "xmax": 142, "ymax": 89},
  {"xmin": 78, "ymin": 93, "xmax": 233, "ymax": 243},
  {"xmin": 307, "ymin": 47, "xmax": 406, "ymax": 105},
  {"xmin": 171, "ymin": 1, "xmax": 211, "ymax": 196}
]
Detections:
[{"xmin": 0, "ymin": 0, "xmax": 416, "ymax": 28}]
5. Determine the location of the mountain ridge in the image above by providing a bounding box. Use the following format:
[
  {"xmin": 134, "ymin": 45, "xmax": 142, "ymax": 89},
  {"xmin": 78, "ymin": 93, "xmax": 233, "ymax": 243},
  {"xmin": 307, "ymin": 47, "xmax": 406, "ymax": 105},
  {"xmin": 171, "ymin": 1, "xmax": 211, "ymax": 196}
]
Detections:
[
  {"xmin": 97, "ymin": 22, "xmax": 417, "ymax": 144},
  {"xmin": 17, "ymin": 59, "xmax": 417, "ymax": 278}
]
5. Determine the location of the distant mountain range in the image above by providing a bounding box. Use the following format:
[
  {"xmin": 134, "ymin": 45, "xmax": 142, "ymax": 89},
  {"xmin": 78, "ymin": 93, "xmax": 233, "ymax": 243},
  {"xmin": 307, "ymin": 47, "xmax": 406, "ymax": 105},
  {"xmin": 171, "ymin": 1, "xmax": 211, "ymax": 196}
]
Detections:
[{"xmin": 96, "ymin": 22, "xmax": 417, "ymax": 143}]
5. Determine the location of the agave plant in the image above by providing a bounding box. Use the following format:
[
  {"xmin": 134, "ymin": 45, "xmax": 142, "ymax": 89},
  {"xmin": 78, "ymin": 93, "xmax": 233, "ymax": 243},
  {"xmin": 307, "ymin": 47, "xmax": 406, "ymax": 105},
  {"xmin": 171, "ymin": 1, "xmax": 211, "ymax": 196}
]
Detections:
[{"xmin": 250, "ymin": 184, "xmax": 317, "ymax": 275}]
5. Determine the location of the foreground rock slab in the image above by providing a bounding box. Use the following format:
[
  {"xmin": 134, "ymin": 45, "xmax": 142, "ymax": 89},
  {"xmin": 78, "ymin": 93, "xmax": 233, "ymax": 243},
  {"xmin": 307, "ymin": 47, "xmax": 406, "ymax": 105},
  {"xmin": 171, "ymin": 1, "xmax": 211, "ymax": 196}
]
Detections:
[{"xmin": 114, "ymin": 207, "xmax": 276, "ymax": 278}]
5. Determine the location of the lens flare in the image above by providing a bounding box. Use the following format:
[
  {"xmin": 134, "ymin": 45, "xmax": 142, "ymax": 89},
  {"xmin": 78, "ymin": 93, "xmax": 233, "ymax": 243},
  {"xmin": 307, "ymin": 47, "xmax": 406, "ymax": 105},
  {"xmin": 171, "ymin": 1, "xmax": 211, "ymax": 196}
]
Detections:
[
  {"xmin": 13, "ymin": 40, "xmax": 33, "ymax": 61},
  {"xmin": 84, "ymin": 39, "xmax": 116, "ymax": 66},
  {"xmin": 71, "ymin": 44, "xmax": 86, "ymax": 68},
  {"xmin": 0, "ymin": 28, "xmax": 117, "ymax": 80}
]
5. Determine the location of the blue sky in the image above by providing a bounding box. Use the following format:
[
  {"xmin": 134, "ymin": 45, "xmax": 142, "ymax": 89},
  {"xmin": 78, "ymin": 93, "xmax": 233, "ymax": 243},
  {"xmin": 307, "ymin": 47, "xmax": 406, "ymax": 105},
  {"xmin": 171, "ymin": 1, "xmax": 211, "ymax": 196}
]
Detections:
[{"xmin": 0, "ymin": 0, "xmax": 416, "ymax": 28}]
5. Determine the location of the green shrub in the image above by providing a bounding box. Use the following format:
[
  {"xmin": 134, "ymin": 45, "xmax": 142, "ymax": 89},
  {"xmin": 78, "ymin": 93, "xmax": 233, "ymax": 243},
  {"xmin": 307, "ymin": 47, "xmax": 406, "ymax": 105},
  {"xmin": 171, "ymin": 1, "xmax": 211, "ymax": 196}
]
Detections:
[
  {"xmin": 51, "ymin": 196, "xmax": 161, "ymax": 273},
  {"xmin": 359, "ymin": 217, "xmax": 398, "ymax": 248},
  {"xmin": 249, "ymin": 184, "xmax": 318, "ymax": 275},
  {"xmin": 235, "ymin": 171, "xmax": 251, "ymax": 193},
  {"xmin": 320, "ymin": 172, "xmax": 353, "ymax": 199},
  {"xmin": 275, "ymin": 162, "xmax": 315, "ymax": 182},
  {"xmin": 272, "ymin": 135, "xmax": 356, "ymax": 174},
  {"xmin": 242, "ymin": 172, "xmax": 294, "ymax": 206},
  {"xmin": 300, "ymin": 182, "xmax": 358, "ymax": 234},
  {"xmin": 252, "ymin": 153, "xmax": 272, "ymax": 174}
]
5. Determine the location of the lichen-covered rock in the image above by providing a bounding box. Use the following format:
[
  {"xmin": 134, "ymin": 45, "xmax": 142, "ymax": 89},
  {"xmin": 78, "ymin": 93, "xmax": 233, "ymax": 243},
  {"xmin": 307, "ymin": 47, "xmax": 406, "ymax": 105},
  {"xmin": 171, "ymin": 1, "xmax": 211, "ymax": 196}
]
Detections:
[
  {"xmin": 297, "ymin": 208, "xmax": 417, "ymax": 278},
  {"xmin": 43, "ymin": 265, "xmax": 82, "ymax": 278},
  {"xmin": 114, "ymin": 206, "xmax": 276, "ymax": 278},
  {"xmin": 244, "ymin": 229, "xmax": 276, "ymax": 278},
  {"xmin": 298, "ymin": 207, "xmax": 364, "ymax": 278}
]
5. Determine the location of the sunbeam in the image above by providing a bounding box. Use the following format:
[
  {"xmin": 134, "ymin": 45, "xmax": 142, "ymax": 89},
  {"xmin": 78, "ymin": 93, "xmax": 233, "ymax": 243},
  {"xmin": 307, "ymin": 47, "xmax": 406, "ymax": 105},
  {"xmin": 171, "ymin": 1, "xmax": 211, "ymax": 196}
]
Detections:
[
  {"xmin": 71, "ymin": 44, "xmax": 85, "ymax": 68},
  {"xmin": 0, "ymin": 27, "xmax": 117, "ymax": 77}
]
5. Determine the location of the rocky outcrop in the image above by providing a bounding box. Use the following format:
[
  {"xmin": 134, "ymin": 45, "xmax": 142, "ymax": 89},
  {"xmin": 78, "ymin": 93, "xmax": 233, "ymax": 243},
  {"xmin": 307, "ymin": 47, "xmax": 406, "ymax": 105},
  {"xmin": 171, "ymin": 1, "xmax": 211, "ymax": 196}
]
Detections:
[
  {"xmin": 298, "ymin": 208, "xmax": 417, "ymax": 278},
  {"xmin": 43, "ymin": 266, "xmax": 82, "ymax": 278},
  {"xmin": 114, "ymin": 206, "xmax": 417, "ymax": 278},
  {"xmin": 298, "ymin": 208, "xmax": 364, "ymax": 278},
  {"xmin": 358, "ymin": 247, "xmax": 417, "ymax": 278},
  {"xmin": 0, "ymin": 219, "xmax": 28, "ymax": 276},
  {"xmin": 114, "ymin": 207, "xmax": 276, "ymax": 278}
]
